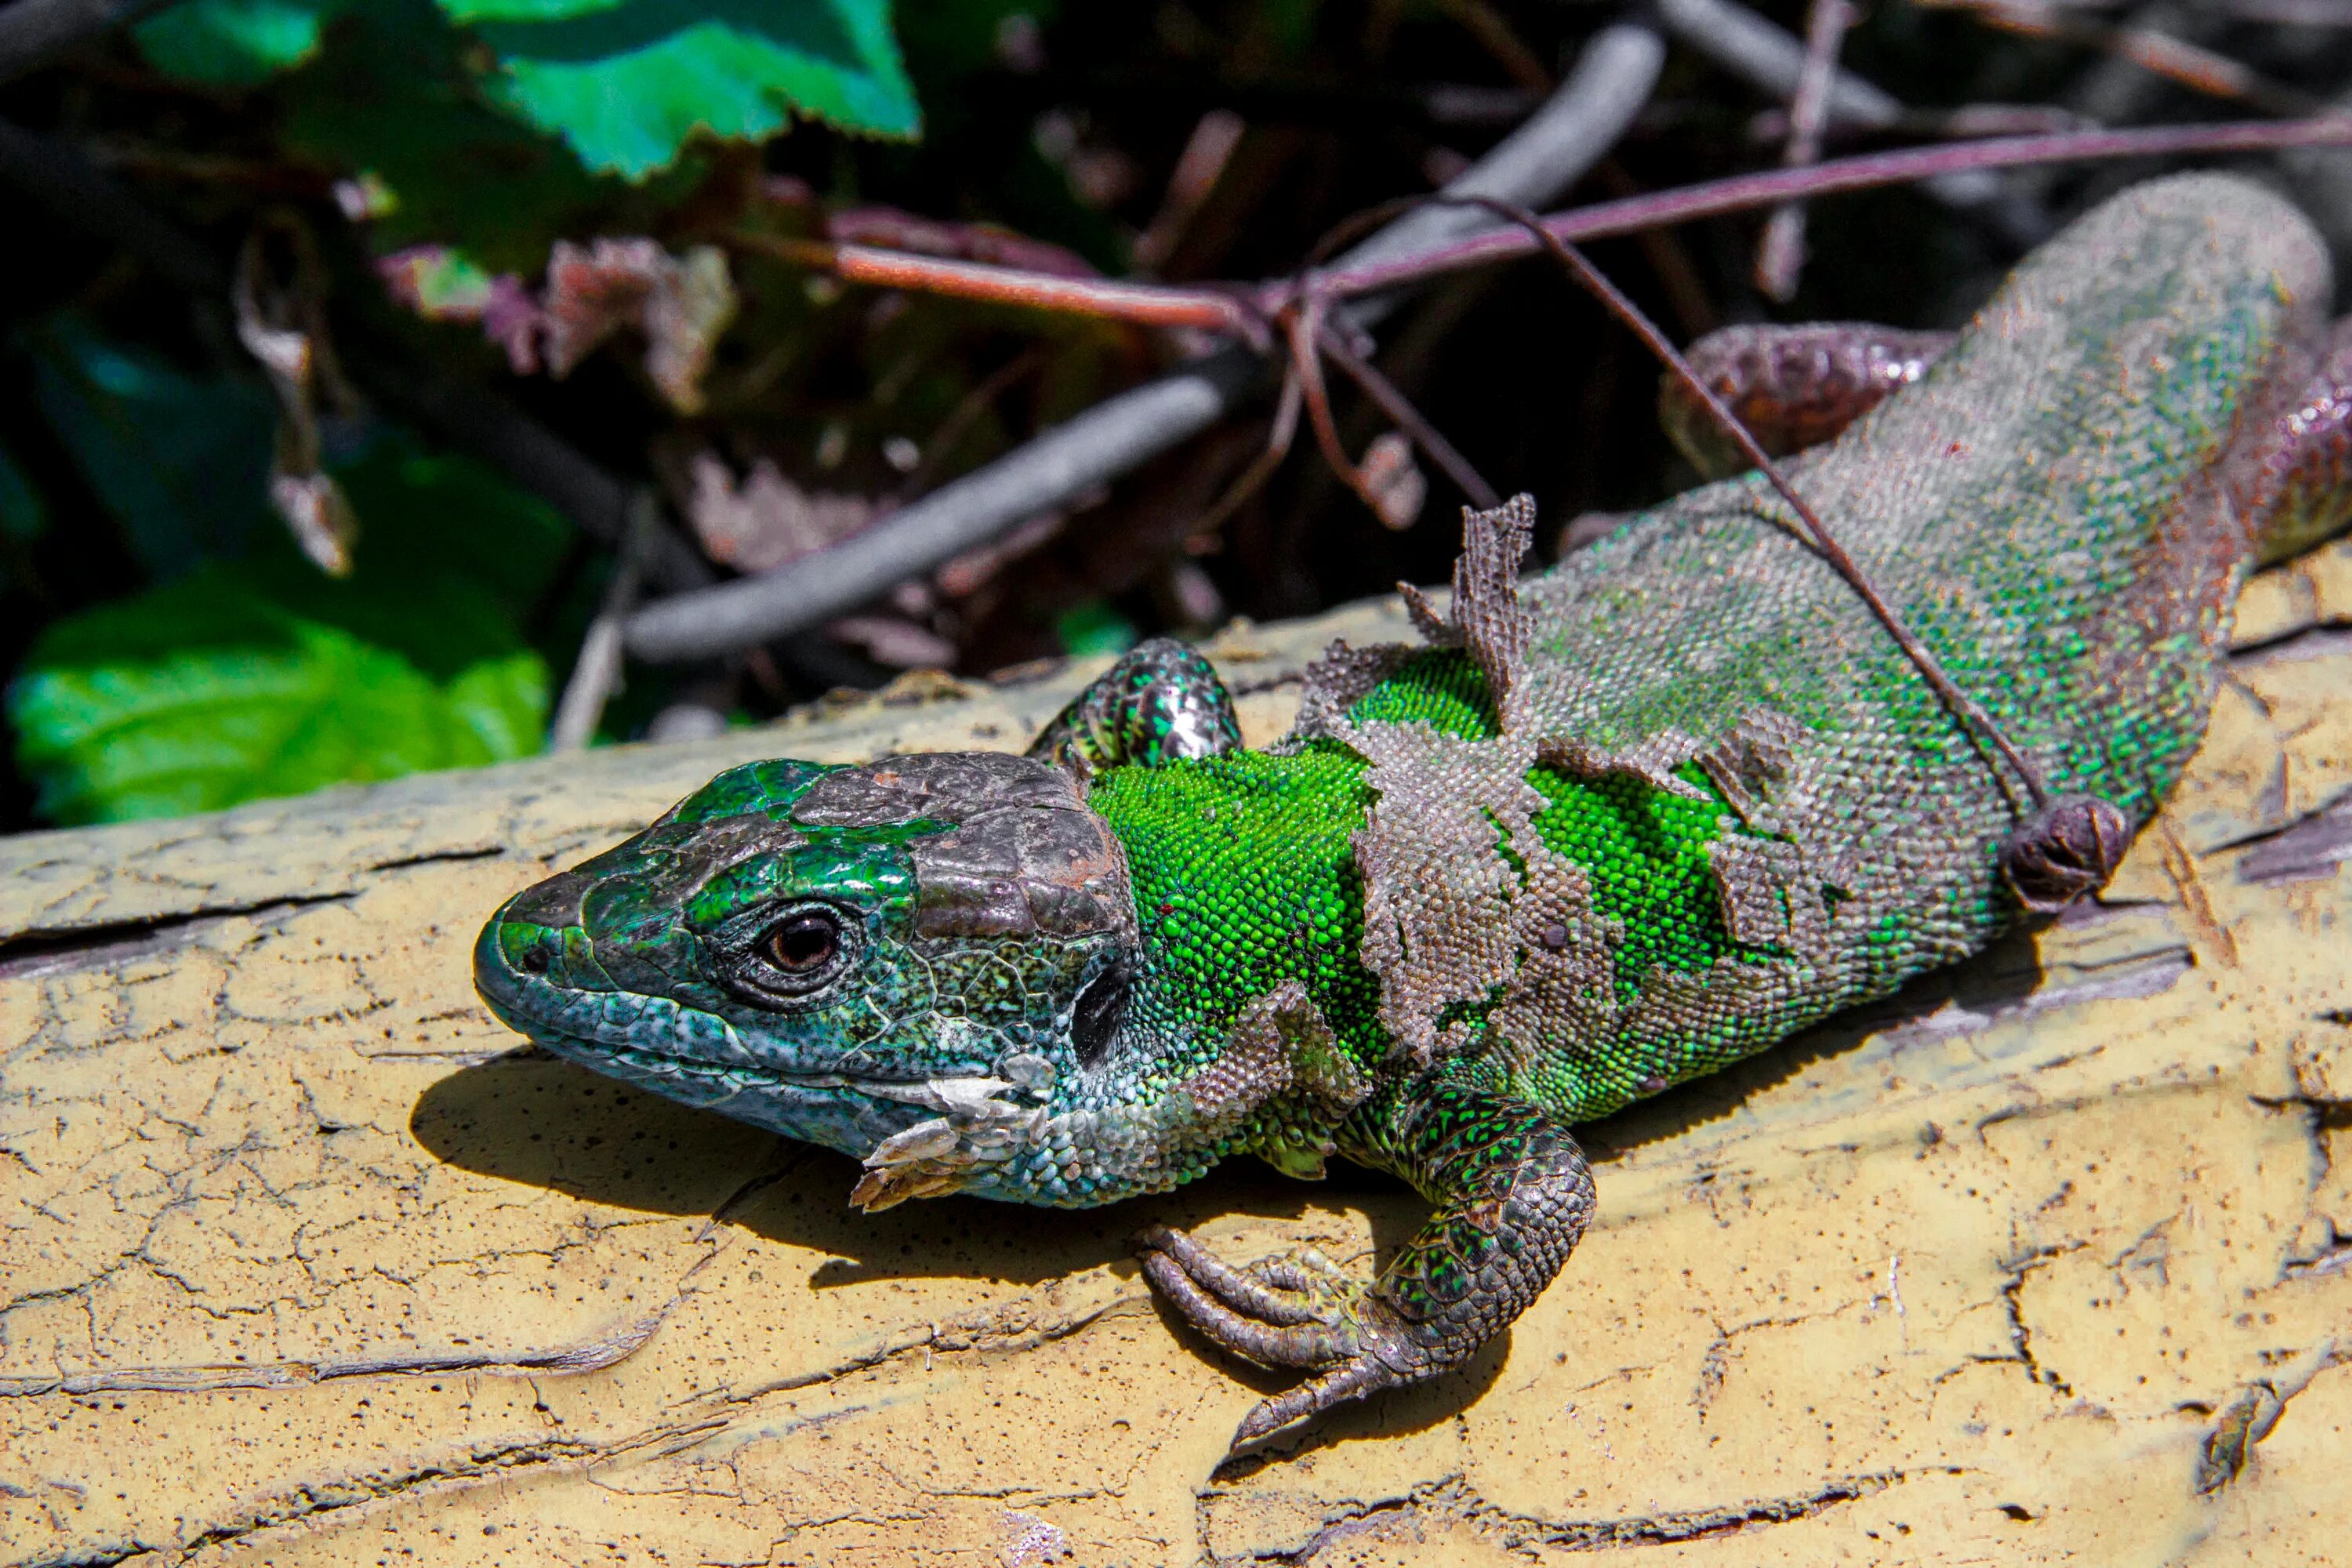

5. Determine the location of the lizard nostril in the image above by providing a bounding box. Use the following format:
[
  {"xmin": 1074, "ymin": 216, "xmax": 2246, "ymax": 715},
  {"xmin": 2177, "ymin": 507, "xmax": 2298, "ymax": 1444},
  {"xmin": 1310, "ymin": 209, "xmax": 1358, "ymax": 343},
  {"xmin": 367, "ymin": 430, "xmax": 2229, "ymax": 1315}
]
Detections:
[{"xmin": 518, "ymin": 945, "xmax": 552, "ymax": 974}]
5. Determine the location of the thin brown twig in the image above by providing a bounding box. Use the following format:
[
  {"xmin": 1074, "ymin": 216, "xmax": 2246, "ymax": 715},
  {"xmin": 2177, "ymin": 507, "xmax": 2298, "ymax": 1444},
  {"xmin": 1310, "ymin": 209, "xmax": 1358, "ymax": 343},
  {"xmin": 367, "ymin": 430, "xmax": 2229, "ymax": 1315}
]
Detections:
[
  {"xmin": 1312, "ymin": 323, "xmax": 1501, "ymax": 509},
  {"xmin": 1284, "ymin": 296, "xmax": 1396, "ymax": 523},
  {"xmin": 729, "ymin": 120, "xmax": 2352, "ymax": 343},
  {"xmin": 1133, "ymin": 110, "xmax": 1247, "ymax": 276},
  {"xmin": 621, "ymin": 107, "xmax": 2352, "ymax": 664},
  {"xmin": 1755, "ymin": 0, "xmax": 1856, "ymax": 301},
  {"xmin": 723, "ymin": 229, "xmax": 1266, "ymax": 339},
  {"xmin": 1309, "ymin": 116, "xmax": 2352, "ymax": 304},
  {"xmin": 1596, "ymin": 160, "xmax": 1717, "ymax": 340},
  {"xmin": 1185, "ymin": 372, "xmax": 1305, "ymax": 548},
  {"xmin": 1425, "ymin": 192, "xmax": 2053, "ymax": 810},
  {"xmin": 622, "ymin": 20, "xmax": 1671, "ymax": 663},
  {"xmin": 1926, "ymin": 0, "xmax": 2325, "ymax": 118}
]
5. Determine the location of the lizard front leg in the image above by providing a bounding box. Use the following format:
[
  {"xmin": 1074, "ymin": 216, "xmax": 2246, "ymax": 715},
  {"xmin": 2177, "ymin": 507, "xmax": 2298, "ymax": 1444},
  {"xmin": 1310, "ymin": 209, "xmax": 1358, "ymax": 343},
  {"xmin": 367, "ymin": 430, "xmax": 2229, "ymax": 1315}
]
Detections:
[
  {"xmin": 1028, "ymin": 636, "xmax": 1241, "ymax": 781},
  {"xmin": 1138, "ymin": 1078, "xmax": 1594, "ymax": 1447}
]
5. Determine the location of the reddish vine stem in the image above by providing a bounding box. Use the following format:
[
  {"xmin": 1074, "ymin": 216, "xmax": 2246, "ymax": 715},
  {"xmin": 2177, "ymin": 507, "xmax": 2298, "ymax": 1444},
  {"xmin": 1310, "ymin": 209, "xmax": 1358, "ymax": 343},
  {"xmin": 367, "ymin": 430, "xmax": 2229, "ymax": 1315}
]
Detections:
[
  {"xmin": 1312, "ymin": 117, "xmax": 2352, "ymax": 305},
  {"xmin": 1283, "ymin": 296, "xmax": 1393, "ymax": 522},
  {"xmin": 1424, "ymin": 191, "xmax": 2054, "ymax": 811},
  {"xmin": 1311, "ymin": 321, "xmax": 1501, "ymax": 510},
  {"xmin": 720, "ymin": 119, "xmax": 2352, "ymax": 339},
  {"xmin": 1185, "ymin": 372, "xmax": 1305, "ymax": 548},
  {"xmin": 723, "ymin": 229, "xmax": 1265, "ymax": 339}
]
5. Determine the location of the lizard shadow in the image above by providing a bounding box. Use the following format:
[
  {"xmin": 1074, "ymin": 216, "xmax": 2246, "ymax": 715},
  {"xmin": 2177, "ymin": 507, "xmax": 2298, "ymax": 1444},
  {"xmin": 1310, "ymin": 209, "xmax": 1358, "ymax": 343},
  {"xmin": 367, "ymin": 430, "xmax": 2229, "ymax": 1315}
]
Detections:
[
  {"xmin": 409, "ymin": 1049, "xmax": 1434, "ymax": 1294},
  {"xmin": 409, "ymin": 918, "xmax": 2071, "ymax": 1452}
]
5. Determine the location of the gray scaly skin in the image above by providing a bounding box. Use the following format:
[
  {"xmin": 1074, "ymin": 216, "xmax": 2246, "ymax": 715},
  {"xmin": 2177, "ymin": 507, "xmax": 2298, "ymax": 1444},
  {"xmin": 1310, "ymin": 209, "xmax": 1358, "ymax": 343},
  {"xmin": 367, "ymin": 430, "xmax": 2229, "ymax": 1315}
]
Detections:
[{"xmin": 475, "ymin": 176, "xmax": 2352, "ymax": 1450}]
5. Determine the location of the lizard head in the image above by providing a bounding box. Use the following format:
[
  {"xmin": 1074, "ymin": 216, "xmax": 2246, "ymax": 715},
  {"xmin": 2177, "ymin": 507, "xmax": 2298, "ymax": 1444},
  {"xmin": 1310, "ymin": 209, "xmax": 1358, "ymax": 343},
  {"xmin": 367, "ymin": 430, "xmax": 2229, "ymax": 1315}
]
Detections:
[{"xmin": 473, "ymin": 751, "xmax": 1147, "ymax": 1204}]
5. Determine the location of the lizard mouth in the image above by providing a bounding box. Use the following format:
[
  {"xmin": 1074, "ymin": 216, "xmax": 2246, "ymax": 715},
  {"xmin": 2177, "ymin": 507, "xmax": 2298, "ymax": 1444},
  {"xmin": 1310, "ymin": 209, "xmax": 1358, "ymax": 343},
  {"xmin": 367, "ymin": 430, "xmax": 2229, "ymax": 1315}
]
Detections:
[
  {"xmin": 533, "ymin": 1026, "xmax": 1006, "ymax": 1103},
  {"xmin": 475, "ymin": 924, "xmax": 1015, "ymax": 1106}
]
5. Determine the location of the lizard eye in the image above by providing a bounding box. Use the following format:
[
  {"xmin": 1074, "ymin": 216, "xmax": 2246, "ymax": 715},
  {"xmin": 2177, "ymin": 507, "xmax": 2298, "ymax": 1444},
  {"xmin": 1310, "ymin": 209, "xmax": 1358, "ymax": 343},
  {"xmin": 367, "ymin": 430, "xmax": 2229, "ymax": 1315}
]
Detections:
[
  {"xmin": 721, "ymin": 903, "xmax": 858, "ymax": 1004},
  {"xmin": 762, "ymin": 909, "xmax": 840, "ymax": 974}
]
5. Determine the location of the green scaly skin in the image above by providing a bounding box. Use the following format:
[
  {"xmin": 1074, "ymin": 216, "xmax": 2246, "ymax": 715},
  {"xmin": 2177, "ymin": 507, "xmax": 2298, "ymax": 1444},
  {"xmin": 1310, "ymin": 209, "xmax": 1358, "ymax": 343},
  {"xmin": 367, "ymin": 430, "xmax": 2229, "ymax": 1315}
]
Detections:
[{"xmin": 475, "ymin": 176, "xmax": 2352, "ymax": 1450}]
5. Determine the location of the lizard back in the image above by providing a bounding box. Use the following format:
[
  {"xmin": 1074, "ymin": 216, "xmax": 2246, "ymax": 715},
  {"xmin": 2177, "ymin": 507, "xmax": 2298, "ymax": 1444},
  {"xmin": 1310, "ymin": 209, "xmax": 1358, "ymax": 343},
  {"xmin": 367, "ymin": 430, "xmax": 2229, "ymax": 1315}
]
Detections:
[{"xmin": 1276, "ymin": 172, "xmax": 2328, "ymax": 1122}]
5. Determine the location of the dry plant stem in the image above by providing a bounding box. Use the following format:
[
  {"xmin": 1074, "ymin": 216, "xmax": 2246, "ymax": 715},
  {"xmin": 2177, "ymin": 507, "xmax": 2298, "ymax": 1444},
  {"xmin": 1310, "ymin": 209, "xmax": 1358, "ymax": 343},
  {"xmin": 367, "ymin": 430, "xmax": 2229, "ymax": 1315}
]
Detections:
[
  {"xmin": 1755, "ymin": 0, "xmax": 1857, "ymax": 301},
  {"xmin": 1286, "ymin": 299, "xmax": 1397, "ymax": 522},
  {"xmin": 1133, "ymin": 110, "xmax": 1246, "ymax": 276},
  {"xmin": 1314, "ymin": 116, "xmax": 2352, "ymax": 303},
  {"xmin": 1936, "ymin": 0, "xmax": 2325, "ymax": 118},
  {"xmin": 1186, "ymin": 374, "xmax": 1305, "ymax": 547},
  {"xmin": 619, "ymin": 20, "xmax": 1668, "ymax": 663},
  {"xmin": 1654, "ymin": 0, "xmax": 2049, "ymax": 245},
  {"xmin": 1437, "ymin": 193, "xmax": 2054, "ymax": 811},
  {"xmin": 550, "ymin": 494, "xmax": 659, "ymax": 752},
  {"xmin": 740, "ymin": 120, "xmax": 2352, "ymax": 339},
  {"xmin": 621, "ymin": 116, "xmax": 2352, "ymax": 665},
  {"xmin": 1311, "ymin": 322, "xmax": 1501, "ymax": 508},
  {"xmin": 724, "ymin": 230, "xmax": 1265, "ymax": 339},
  {"xmin": 1598, "ymin": 160, "xmax": 1719, "ymax": 339},
  {"xmin": 0, "ymin": 0, "xmax": 178, "ymax": 84}
]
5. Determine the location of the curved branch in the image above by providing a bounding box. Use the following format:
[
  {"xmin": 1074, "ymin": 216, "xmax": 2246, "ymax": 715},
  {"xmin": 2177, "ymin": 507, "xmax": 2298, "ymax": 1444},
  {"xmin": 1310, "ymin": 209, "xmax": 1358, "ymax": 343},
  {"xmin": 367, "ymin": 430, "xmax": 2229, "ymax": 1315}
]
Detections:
[
  {"xmin": 1309, "ymin": 116, "xmax": 2352, "ymax": 303},
  {"xmin": 1656, "ymin": 0, "xmax": 2051, "ymax": 245},
  {"xmin": 619, "ymin": 18, "xmax": 1668, "ymax": 664}
]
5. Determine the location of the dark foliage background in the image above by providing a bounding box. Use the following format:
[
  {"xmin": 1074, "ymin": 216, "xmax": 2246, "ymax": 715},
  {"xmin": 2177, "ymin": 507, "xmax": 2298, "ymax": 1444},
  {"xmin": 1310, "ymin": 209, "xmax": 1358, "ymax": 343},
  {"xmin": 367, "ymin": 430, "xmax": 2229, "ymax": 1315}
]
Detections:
[{"xmin": 1, "ymin": 0, "xmax": 2347, "ymax": 829}]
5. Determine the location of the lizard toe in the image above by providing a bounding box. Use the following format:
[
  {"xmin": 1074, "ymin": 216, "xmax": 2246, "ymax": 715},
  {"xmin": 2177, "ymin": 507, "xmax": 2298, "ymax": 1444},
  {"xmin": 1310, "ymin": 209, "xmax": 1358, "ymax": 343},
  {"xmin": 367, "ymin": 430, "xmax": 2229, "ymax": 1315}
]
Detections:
[
  {"xmin": 1229, "ymin": 1338, "xmax": 1423, "ymax": 1449},
  {"xmin": 1138, "ymin": 1243, "xmax": 1370, "ymax": 1371}
]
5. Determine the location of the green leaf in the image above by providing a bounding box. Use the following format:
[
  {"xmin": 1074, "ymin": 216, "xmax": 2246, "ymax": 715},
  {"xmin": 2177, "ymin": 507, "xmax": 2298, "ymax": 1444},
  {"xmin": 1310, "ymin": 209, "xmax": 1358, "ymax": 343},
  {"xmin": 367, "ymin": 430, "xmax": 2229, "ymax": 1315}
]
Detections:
[
  {"xmin": 26, "ymin": 317, "xmax": 274, "ymax": 579},
  {"xmin": 1055, "ymin": 601, "xmax": 1136, "ymax": 659},
  {"xmin": 9, "ymin": 569, "xmax": 550, "ymax": 826},
  {"xmin": 134, "ymin": 0, "xmax": 347, "ymax": 85},
  {"xmin": 456, "ymin": 0, "xmax": 921, "ymax": 179},
  {"xmin": 4, "ymin": 415, "xmax": 572, "ymax": 826},
  {"xmin": 0, "ymin": 444, "xmax": 47, "ymax": 546},
  {"xmin": 277, "ymin": 4, "xmax": 638, "ymax": 272}
]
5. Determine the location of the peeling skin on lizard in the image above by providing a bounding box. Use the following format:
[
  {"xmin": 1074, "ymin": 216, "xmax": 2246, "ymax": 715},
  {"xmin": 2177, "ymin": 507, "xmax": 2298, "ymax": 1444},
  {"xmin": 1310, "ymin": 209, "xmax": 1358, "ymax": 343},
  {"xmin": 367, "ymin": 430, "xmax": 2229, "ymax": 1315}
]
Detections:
[{"xmin": 475, "ymin": 174, "xmax": 2352, "ymax": 1454}]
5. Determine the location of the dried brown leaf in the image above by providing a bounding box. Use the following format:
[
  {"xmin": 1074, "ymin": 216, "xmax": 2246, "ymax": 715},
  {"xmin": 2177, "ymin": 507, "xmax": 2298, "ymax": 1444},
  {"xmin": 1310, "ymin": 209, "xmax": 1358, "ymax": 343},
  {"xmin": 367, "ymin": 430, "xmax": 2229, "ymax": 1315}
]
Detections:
[{"xmin": 687, "ymin": 454, "xmax": 873, "ymax": 573}]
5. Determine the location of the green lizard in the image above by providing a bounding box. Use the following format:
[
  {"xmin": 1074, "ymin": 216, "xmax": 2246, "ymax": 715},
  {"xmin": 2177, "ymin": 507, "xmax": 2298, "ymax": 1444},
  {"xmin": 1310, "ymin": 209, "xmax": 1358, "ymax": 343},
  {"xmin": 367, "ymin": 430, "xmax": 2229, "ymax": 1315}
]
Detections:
[{"xmin": 474, "ymin": 174, "xmax": 2352, "ymax": 1449}]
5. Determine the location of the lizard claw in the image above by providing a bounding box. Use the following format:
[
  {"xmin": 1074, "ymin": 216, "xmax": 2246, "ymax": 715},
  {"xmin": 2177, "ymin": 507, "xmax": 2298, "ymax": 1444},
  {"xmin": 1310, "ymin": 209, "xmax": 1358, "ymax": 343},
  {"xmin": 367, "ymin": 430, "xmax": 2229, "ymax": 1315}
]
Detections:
[{"xmin": 1134, "ymin": 1223, "xmax": 1425, "ymax": 1447}]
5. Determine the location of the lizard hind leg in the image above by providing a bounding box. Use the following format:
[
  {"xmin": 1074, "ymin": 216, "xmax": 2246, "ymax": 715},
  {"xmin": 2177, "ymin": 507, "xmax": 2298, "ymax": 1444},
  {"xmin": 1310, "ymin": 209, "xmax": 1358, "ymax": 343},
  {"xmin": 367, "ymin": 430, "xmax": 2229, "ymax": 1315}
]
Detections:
[
  {"xmin": 2252, "ymin": 314, "xmax": 2352, "ymax": 565},
  {"xmin": 1136, "ymin": 1081, "xmax": 1595, "ymax": 1450},
  {"xmin": 1999, "ymin": 793, "xmax": 2133, "ymax": 914},
  {"xmin": 1660, "ymin": 322, "xmax": 1956, "ymax": 480},
  {"xmin": 1028, "ymin": 636, "xmax": 1243, "ymax": 783}
]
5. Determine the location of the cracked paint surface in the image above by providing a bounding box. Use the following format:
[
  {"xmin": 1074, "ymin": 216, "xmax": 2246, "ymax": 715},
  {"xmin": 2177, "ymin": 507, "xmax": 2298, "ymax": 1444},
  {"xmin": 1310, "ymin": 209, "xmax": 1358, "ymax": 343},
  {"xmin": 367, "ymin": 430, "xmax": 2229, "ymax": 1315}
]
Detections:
[{"xmin": 2, "ymin": 546, "xmax": 2350, "ymax": 1567}]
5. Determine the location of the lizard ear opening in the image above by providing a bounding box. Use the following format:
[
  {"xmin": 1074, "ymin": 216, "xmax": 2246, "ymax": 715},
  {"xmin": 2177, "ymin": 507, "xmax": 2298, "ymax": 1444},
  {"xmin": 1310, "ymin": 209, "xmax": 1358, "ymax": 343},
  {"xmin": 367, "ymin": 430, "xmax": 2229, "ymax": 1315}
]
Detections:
[{"xmin": 1070, "ymin": 953, "xmax": 1133, "ymax": 1067}]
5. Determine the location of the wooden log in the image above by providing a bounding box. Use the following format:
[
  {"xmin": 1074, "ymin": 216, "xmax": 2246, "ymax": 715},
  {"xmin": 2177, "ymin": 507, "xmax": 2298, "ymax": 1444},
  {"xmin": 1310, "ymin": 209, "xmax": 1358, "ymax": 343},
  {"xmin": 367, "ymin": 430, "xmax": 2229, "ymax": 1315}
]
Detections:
[{"xmin": 5, "ymin": 543, "xmax": 2349, "ymax": 1567}]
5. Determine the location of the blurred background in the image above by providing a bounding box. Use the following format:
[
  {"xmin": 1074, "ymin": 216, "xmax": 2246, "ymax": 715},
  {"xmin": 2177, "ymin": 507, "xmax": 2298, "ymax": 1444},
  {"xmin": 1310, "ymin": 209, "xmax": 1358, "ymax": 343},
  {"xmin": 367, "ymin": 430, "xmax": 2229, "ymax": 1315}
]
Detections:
[{"xmin": 0, "ymin": 0, "xmax": 2347, "ymax": 832}]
